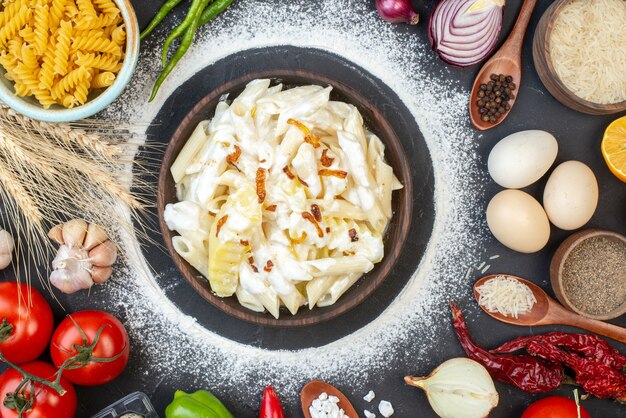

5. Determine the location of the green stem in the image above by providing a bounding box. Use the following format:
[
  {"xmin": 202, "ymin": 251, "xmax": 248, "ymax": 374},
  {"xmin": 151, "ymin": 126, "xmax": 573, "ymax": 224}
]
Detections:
[
  {"xmin": 0, "ymin": 351, "xmax": 66, "ymax": 396},
  {"xmin": 52, "ymin": 316, "xmax": 127, "ymax": 388},
  {"xmin": 0, "ymin": 318, "xmax": 14, "ymax": 343}
]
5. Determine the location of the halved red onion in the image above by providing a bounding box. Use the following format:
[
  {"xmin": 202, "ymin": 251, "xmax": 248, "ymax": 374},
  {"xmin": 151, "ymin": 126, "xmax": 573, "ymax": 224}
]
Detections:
[{"xmin": 429, "ymin": 0, "xmax": 505, "ymax": 67}]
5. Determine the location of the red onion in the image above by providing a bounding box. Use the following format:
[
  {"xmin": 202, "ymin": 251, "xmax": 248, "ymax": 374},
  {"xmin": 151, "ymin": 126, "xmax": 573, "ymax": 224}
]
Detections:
[
  {"xmin": 429, "ymin": 0, "xmax": 505, "ymax": 67},
  {"xmin": 376, "ymin": 0, "xmax": 420, "ymax": 25}
]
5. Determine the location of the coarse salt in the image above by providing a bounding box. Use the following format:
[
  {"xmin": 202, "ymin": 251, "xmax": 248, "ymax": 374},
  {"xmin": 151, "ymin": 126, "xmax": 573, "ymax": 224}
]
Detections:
[
  {"xmin": 364, "ymin": 411, "xmax": 376, "ymax": 418},
  {"xmin": 363, "ymin": 390, "xmax": 375, "ymax": 402},
  {"xmin": 378, "ymin": 400, "xmax": 394, "ymax": 417},
  {"xmin": 309, "ymin": 392, "xmax": 350, "ymax": 418}
]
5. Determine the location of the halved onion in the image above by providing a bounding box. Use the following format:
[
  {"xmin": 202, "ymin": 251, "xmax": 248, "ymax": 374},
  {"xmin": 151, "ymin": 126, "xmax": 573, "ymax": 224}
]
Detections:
[{"xmin": 429, "ymin": 0, "xmax": 505, "ymax": 67}]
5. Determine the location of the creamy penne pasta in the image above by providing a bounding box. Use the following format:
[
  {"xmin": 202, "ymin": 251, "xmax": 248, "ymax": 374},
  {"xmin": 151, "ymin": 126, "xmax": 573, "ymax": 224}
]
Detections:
[{"xmin": 163, "ymin": 80, "xmax": 402, "ymax": 318}]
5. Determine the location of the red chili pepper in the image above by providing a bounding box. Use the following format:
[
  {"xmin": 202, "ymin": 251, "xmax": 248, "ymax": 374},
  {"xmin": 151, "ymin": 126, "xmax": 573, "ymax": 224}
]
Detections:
[
  {"xmin": 450, "ymin": 302, "xmax": 563, "ymax": 393},
  {"xmin": 260, "ymin": 386, "xmax": 285, "ymax": 418},
  {"xmin": 525, "ymin": 341, "xmax": 626, "ymax": 401},
  {"xmin": 492, "ymin": 332, "xmax": 626, "ymax": 371}
]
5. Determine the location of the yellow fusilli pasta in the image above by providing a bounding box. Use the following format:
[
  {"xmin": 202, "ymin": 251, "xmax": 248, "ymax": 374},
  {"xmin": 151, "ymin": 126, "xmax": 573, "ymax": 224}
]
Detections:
[
  {"xmin": 91, "ymin": 70, "xmax": 114, "ymax": 88},
  {"xmin": 93, "ymin": 0, "xmax": 118, "ymax": 15},
  {"xmin": 76, "ymin": 0, "xmax": 96, "ymax": 17},
  {"xmin": 0, "ymin": 5, "xmax": 31, "ymax": 46},
  {"xmin": 0, "ymin": 0, "xmax": 125, "ymax": 108},
  {"xmin": 33, "ymin": 0, "xmax": 48, "ymax": 54},
  {"xmin": 48, "ymin": 0, "xmax": 69, "ymax": 29},
  {"xmin": 71, "ymin": 36, "xmax": 120, "ymax": 56},
  {"xmin": 75, "ymin": 51, "xmax": 118, "ymax": 71},
  {"xmin": 52, "ymin": 65, "xmax": 87, "ymax": 99},
  {"xmin": 53, "ymin": 19, "xmax": 72, "ymax": 76}
]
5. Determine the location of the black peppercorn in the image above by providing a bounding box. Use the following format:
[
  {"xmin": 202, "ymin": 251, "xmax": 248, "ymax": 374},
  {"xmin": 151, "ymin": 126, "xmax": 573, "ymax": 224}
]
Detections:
[{"xmin": 474, "ymin": 72, "xmax": 516, "ymax": 124}]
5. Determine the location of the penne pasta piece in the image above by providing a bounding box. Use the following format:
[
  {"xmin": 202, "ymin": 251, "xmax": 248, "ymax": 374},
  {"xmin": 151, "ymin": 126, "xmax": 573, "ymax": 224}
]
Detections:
[
  {"xmin": 305, "ymin": 256, "xmax": 374, "ymax": 277},
  {"xmin": 171, "ymin": 120, "xmax": 210, "ymax": 183},
  {"xmin": 172, "ymin": 236, "xmax": 209, "ymax": 278},
  {"xmin": 374, "ymin": 157, "xmax": 394, "ymax": 219},
  {"xmin": 235, "ymin": 287, "xmax": 265, "ymax": 313},
  {"xmin": 231, "ymin": 78, "xmax": 271, "ymax": 116},
  {"xmin": 306, "ymin": 275, "xmax": 335, "ymax": 308},
  {"xmin": 317, "ymin": 273, "xmax": 361, "ymax": 307}
]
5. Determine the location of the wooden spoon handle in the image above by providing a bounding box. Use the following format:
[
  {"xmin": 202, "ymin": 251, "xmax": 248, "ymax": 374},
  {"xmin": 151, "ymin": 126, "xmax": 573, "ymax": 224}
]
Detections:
[
  {"xmin": 553, "ymin": 309, "xmax": 626, "ymax": 344},
  {"xmin": 497, "ymin": 0, "xmax": 538, "ymax": 56}
]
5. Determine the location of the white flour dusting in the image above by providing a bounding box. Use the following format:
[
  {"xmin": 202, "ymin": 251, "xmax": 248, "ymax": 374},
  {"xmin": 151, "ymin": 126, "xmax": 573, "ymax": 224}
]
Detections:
[{"xmin": 102, "ymin": 0, "xmax": 488, "ymax": 408}]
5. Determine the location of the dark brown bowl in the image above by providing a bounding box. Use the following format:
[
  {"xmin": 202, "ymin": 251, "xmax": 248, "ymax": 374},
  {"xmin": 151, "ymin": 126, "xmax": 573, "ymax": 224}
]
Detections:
[
  {"xmin": 550, "ymin": 228, "xmax": 626, "ymax": 320},
  {"xmin": 532, "ymin": 0, "xmax": 626, "ymax": 115},
  {"xmin": 157, "ymin": 69, "xmax": 413, "ymax": 327}
]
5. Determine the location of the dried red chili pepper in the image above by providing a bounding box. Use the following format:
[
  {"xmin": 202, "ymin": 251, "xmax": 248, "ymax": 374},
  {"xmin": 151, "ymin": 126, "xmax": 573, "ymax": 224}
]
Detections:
[
  {"xmin": 492, "ymin": 332, "xmax": 626, "ymax": 371},
  {"xmin": 310, "ymin": 204, "xmax": 322, "ymax": 222},
  {"xmin": 256, "ymin": 168, "xmax": 267, "ymax": 203},
  {"xmin": 260, "ymin": 386, "xmax": 285, "ymax": 418},
  {"xmin": 215, "ymin": 215, "xmax": 228, "ymax": 237},
  {"xmin": 320, "ymin": 149, "xmax": 334, "ymax": 167},
  {"xmin": 525, "ymin": 341, "xmax": 626, "ymax": 401},
  {"xmin": 450, "ymin": 302, "xmax": 563, "ymax": 393}
]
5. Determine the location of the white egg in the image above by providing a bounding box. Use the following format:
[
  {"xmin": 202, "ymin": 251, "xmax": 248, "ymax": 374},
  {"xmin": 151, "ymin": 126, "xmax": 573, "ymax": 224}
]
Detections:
[
  {"xmin": 488, "ymin": 130, "xmax": 558, "ymax": 188},
  {"xmin": 543, "ymin": 161, "xmax": 598, "ymax": 230},
  {"xmin": 487, "ymin": 190, "xmax": 551, "ymax": 253}
]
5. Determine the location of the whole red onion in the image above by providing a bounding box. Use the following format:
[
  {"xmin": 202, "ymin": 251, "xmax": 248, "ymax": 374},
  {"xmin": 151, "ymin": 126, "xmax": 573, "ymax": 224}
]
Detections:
[{"xmin": 376, "ymin": 0, "xmax": 420, "ymax": 25}]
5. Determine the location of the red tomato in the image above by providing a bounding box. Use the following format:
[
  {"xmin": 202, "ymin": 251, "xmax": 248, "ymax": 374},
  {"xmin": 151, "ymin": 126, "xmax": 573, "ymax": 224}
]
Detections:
[
  {"xmin": 0, "ymin": 282, "xmax": 54, "ymax": 364},
  {"xmin": 0, "ymin": 361, "xmax": 76, "ymax": 418},
  {"xmin": 50, "ymin": 310, "xmax": 129, "ymax": 386},
  {"xmin": 522, "ymin": 396, "xmax": 591, "ymax": 418}
]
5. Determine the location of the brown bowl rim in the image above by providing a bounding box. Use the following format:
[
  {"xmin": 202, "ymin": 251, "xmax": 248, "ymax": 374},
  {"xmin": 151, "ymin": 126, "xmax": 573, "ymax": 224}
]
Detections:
[
  {"xmin": 157, "ymin": 69, "xmax": 414, "ymax": 327},
  {"xmin": 533, "ymin": 0, "xmax": 626, "ymax": 115},
  {"xmin": 550, "ymin": 228, "xmax": 626, "ymax": 320}
]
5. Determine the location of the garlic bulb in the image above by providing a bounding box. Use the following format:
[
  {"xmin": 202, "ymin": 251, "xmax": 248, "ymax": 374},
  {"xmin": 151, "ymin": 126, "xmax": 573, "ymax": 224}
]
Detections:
[
  {"xmin": 0, "ymin": 229, "xmax": 14, "ymax": 269},
  {"xmin": 405, "ymin": 358, "xmax": 498, "ymax": 418},
  {"xmin": 48, "ymin": 220, "xmax": 117, "ymax": 294}
]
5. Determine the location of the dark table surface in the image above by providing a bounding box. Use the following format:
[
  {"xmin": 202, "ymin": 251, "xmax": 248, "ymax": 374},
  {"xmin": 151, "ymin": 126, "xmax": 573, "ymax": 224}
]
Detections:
[{"xmin": 2, "ymin": 0, "xmax": 626, "ymax": 417}]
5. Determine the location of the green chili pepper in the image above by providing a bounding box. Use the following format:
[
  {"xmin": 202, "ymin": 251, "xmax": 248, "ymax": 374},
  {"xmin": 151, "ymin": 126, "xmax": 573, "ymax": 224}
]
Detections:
[
  {"xmin": 199, "ymin": 0, "xmax": 234, "ymax": 26},
  {"xmin": 161, "ymin": 0, "xmax": 213, "ymax": 66},
  {"xmin": 161, "ymin": 0, "xmax": 234, "ymax": 66},
  {"xmin": 165, "ymin": 390, "xmax": 234, "ymax": 418},
  {"xmin": 149, "ymin": 0, "xmax": 209, "ymax": 102},
  {"xmin": 140, "ymin": 0, "xmax": 186, "ymax": 40}
]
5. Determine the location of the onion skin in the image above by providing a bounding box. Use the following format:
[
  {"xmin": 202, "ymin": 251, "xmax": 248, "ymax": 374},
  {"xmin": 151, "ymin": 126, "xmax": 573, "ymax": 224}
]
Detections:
[
  {"xmin": 376, "ymin": 0, "xmax": 420, "ymax": 25},
  {"xmin": 429, "ymin": 0, "xmax": 505, "ymax": 67}
]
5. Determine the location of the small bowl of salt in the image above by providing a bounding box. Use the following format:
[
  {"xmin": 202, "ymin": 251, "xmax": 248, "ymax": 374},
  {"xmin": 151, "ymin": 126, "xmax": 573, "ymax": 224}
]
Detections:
[{"xmin": 550, "ymin": 229, "xmax": 626, "ymax": 320}]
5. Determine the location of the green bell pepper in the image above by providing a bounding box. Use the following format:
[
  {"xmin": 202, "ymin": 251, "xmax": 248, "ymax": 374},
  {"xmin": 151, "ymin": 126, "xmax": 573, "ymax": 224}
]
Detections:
[{"xmin": 165, "ymin": 390, "xmax": 234, "ymax": 418}]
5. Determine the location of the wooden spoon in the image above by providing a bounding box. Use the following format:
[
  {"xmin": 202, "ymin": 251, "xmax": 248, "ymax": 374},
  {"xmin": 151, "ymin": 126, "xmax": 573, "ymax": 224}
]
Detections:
[
  {"xmin": 301, "ymin": 381, "xmax": 359, "ymax": 418},
  {"xmin": 469, "ymin": 0, "xmax": 538, "ymax": 130},
  {"xmin": 473, "ymin": 274, "xmax": 626, "ymax": 344}
]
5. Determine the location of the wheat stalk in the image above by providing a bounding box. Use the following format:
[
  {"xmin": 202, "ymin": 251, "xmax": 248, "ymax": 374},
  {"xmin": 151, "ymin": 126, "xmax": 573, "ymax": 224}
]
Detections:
[{"xmin": 0, "ymin": 104, "xmax": 156, "ymax": 288}]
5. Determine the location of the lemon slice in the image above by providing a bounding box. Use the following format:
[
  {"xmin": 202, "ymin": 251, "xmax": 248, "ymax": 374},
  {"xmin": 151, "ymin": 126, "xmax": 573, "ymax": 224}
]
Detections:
[{"xmin": 601, "ymin": 116, "xmax": 626, "ymax": 183}]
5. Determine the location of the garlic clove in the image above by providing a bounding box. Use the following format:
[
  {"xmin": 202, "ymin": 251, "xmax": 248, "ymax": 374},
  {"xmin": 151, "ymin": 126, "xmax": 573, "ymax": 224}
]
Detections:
[
  {"xmin": 0, "ymin": 254, "xmax": 11, "ymax": 270},
  {"xmin": 89, "ymin": 240, "xmax": 117, "ymax": 267},
  {"xmin": 50, "ymin": 268, "xmax": 93, "ymax": 294},
  {"xmin": 62, "ymin": 219, "xmax": 88, "ymax": 248},
  {"xmin": 48, "ymin": 224, "xmax": 65, "ymax": 245},
  {"xmin": 0, "ymin": 230, "xmax": 14, "ymax": 259},
  {"xmin": 91, "ymin": 266, "xmax": 113, "ymax": 284},
  {"xmin": 84, "ymin": 223, "xmax": 109, "ymax": 251},
  {"xmin": 405, "ymin": 358, "xmax": 498, "ymax": 418}
]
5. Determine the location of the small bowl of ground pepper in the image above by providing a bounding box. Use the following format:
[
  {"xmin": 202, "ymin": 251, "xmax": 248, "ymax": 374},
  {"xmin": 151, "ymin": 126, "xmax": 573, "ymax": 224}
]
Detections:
[{"xmin": 550, "ymin": 229, "xmax": 626, "ymax": 320}]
